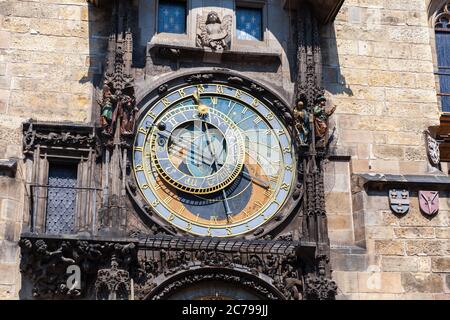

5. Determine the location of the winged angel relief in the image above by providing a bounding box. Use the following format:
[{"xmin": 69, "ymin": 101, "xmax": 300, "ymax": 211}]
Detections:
[{"xmin": 196, "ymin": 11, "xmax": 232, "ymax": 51}]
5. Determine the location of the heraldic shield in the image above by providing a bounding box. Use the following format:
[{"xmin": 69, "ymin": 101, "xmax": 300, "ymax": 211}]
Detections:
[
  {"xmin": 389, "ymin": 189, "xmax": 410, "ymax": 214},
  {"xmin": 419, "ymin": 191, "xmax": 440, "ymax": 216}
]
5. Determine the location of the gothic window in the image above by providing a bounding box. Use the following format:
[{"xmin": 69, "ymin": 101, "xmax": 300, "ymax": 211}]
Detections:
[
  {"xmin": 435, "ymin": 1, "xmax": 450, "ymax": 112},
  {"xmin": 236, "ymin": 7, "xmax": 263, "ymax": 41},
  {"xmin": 45, "ymin": 163, "xmax": 78, "ymax": 235},
  {"xmin": 158, "ymin": 0, "xmax": 187, "ymax": 34}
]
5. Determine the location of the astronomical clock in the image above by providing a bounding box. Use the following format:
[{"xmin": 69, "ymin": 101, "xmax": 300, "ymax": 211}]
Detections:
[{"xmin": 133, "ymin": 82, "xmax": 297, "ymax": 238}]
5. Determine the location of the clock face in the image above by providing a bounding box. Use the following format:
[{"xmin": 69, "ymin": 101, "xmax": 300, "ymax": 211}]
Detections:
[{"xmin": 133, "ymin": 83, "xmax": 296, "ymax": 237}]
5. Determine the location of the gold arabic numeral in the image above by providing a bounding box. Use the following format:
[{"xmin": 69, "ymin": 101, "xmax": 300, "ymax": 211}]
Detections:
[
  {"xmin": 285, "ymin": 165, "xmax": 293, "ymax": 172},
  {"xmin": 178, "ymin": 88, "xmax": 186, "ymax": 98},
  {"xmin": 186, "ymin": 222, "xmax": 192, "ymax": 231},
  {"xmin": 151, "ymin": 199, "xmax": 160, "ymax": 207},
  {"xmin": 196, "ymin": 84, "xmax": 205, "ymax": 94},
  {"xmin": 278, "ymin": 130, "xmax": 285, "ymax": 136},
  {"xmin": 261, "ymin": 213, "xmax": 269, "ymax": 221},
  {"xmin": 206, "ymin": 227, "xmax": 212, "ymax": 237},
  {"xmin": 162, "ymin": 97, "xmax": 171, "ymax": 107},
  {"xmin": 210, "ymin": 96, "xmax": 218, "ymax": 105},
  {"xmin": 253, "ymin": 116, "xmax": 263, "ymax": 125},
  {"xmin": 265, "ymin": 129, "xmax": 272, "ymax": 136},
  {"xmin": 235, "ymin": 89, "xmax": 243, "ymax": 99},
  {"xmin": 266, "ymin": 112, "xmax": 274, "ymax": 121},
  {"xmin": 281, "ymin": 183, "xmax": 289, "ymax": 191},
  {"xmin": 135, "ymin": 164, "xmax": 144, "ymax": 172},
  {"xmin": 138, "ymin": 127, "xmax": 148, "ymax": 135},
  {"xmin": 226, "ymin": 227, "xmax": 233, "ymax": 236},
  {"xmin": 251, "ymin": 98, "xmax": 259, "ymax": 107},
  {"xmin": 134, "ymin": 146, "xmax": 144, "ymax": 152},
  {"xmin": 168, "ymin": 213, "xmax": 175, "ymax": 222},
  {"xmin": 216, "ymin": 85, "xmax": 224, "ymax": 94},
  {"xmin": 140, "ymin": 184, "xmax": 149, "ymax": 190}
]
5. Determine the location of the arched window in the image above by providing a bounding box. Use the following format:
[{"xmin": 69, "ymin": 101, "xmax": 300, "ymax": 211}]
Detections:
[{"xmin": 435, "ymin": 1, "xmax": 450, "ymax": 112}]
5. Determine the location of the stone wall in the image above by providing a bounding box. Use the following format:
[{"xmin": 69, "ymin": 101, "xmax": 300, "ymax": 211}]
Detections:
[
  {"xmin": 324, "ymin": 0, "xmax": 450, "ymax": 299},
  {"xmin": 0, "ymin": 0, "xmax": 109, "ymax": 299}
]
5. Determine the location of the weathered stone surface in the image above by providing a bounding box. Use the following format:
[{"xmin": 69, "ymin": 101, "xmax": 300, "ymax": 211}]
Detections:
[
  {"xmin": 401, "ymin": 273, "xmax": 444, "ymax": 293},
  {"xmin": 375, "ymin": 240, "xmax": 405, "ymax": 256},
  {"xmin": 393, "ymin": 227, "xmax": 435, "ymax": 239},
  {"xmin": 431, "ymin": 258, "xmax": 450, "ymax": 273},
  {"xmin": 406, "ymin": 240, "xmax": 446, "ymax": 256}
]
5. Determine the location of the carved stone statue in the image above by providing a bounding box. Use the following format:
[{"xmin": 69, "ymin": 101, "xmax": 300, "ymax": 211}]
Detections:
[
  {"xmin": 197, "ymin": 11, "xmax": 232, "ymax": 51},
  {"xmin": 117, "ymin": 89, "xmax": 138, "ymax": 136},
  {"xmin": 313, "ymin": 96, "xmax": 336, "ymax": 141},
  {"xmin": 98, "ymin": 84, "xmax": 117, "ymax": 135}
]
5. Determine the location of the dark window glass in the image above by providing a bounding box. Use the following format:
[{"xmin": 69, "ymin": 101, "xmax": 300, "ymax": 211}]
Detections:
[
  {"xmin": 45, "ymin": 163, "xmax": 77, "ymax": 235},
  {"xmin": 236, "ymin": 7, "xmax": 263, "ymax": 41},
  {"xmin": 435, "ymin": 3, "xmax": 450, "ymax": 112},
  {"xmin": 158, "ymin": 0, "xmax": 187, "ymax": 34}
]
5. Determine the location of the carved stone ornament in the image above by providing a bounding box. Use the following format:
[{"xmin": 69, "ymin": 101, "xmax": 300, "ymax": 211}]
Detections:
[
  {"xmin": 303, "ymin": 254, "xmax": 337, "ymax": 300},
  {"xmin": 196, "ymin": 11, "xmax": 232, "ymax": 51},
  {"xmin": 19, "ymin": 237, "xmax": 137, "ymax": 299},
  {"xmin": 425, "ymin": 131, "xmax": 440, "ymax": 166},
  {"xmin": 95, "ymin": 256, "xmax": 130, "ymax": 300},
  {"xmin": 389, "ymin": 189, "xmax": 410, "ymax": 214},
  {"xmin": 419, "ymin": 191, "xmax": 440, "ymax": 216}
]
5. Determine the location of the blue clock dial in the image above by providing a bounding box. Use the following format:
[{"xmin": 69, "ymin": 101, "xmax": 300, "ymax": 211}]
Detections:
[{"xmin": 133, "ymin": 83, "xmax": 296, "ymax": 237}]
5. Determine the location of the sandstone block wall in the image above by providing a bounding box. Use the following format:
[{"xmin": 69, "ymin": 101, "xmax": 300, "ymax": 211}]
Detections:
[
  {"xmin": 324, "ymin": 0, "xmax": 450, "ymax": 299},
  {"xmin": 0, "ymin": 0, "xmax": 109, "ymax": 299}
]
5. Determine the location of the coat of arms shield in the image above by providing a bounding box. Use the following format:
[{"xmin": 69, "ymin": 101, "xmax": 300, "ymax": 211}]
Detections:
[
  {"xmin": 419, "ymin": 191, "xmax": 439, "ymax": 216},
  {"xmin": 389, "ymin": 189, "xmax": 409, "ymax": 214}
]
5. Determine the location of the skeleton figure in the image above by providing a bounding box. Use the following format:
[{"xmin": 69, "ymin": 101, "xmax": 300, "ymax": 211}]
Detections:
[
  {"xmin": 197, "ymin": 11, "xmax": 232, "ymax": 51},
  {"xmin": 293, "ymin": 101, "xmax": 309, "ymax": 145}
]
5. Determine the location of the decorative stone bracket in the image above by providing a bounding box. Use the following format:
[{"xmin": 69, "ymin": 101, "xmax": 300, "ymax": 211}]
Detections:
[{"xmin": 19, "ymin": 235, "xmax": 138, "ymax": 299}]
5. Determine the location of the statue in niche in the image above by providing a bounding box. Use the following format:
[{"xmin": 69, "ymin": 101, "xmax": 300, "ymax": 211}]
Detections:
[
  {"xmin": 313, "ymin": 96, "xmax": 336, "ymax": 144},
  {"xmin": 98, "ymin": 84, "xmax": 117, "ymax": 136},
  {"xmin": 116, "ymin": 87, "xmax": 138, "ymax": 136},
  {"xmin": 197, "ymin": 11, "xmax": 232, "ymax": 51}
]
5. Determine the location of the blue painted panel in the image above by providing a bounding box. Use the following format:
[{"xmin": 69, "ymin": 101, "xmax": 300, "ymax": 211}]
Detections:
[
  {"xmin": 236, "ymin": 7, "xmax": 262, "ymax": 41},
  {"xmin": 158, "ymin": 1, "xmax": 186, "ymax": 34}
]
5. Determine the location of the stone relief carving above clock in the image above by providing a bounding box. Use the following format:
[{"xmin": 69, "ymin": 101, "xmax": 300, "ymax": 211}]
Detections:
[{"xmin": 196, "ymin": 11, "xmax": 232, "ymax": 51}]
